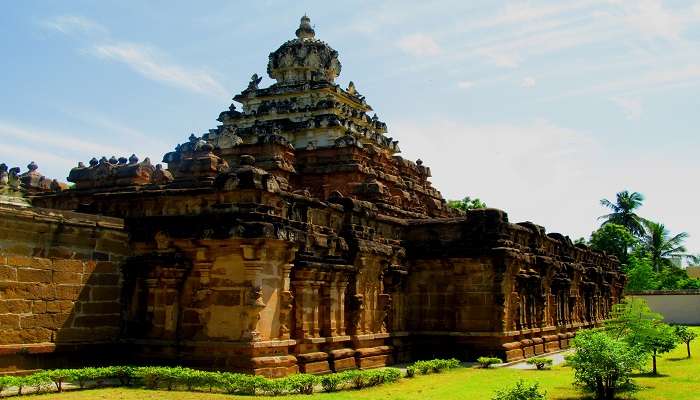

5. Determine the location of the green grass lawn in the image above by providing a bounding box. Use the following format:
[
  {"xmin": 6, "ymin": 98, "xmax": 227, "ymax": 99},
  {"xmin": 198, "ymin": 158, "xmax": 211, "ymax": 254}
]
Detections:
[{"xmin": 31, "ymin": 330, "xmax": 700, "ymax": 400}]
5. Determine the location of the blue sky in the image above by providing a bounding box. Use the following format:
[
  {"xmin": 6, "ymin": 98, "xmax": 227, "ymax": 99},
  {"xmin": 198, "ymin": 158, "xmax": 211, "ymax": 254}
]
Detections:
[{"xmin": 1, "ymin": 1, "xmax": 699, "ymax": 254}]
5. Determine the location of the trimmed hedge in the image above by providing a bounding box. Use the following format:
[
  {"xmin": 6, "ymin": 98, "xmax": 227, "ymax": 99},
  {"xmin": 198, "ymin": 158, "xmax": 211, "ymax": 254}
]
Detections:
[
  {"xmin": 406, "ymin": 358, "xmax": 461, "ymax": 375},
  {"xmin": 0, "ymin": 365, "xmax": 409, "ymax": 396},
  {"xmin": 525, "ymin": 357, "xmax": 553, "ymax": 370},
  {"xmin": 477, "ymin": 357, "xmax": 503, "ymax": 368}
]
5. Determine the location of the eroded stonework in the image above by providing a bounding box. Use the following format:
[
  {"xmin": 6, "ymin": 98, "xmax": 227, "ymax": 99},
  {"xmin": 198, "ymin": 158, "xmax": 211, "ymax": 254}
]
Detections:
[{"xmin": 1, "ymin": 17, "xmax": 624, "ymax": 376}]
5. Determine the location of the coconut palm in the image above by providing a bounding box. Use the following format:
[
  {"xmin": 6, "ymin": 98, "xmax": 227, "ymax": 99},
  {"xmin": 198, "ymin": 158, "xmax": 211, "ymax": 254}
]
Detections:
[
  {"xmin": 642, "ymin": 220, "xmax": 689, "ymax": 272},
  {"xmin": 599, "ymin": 190, "xmax": 646, "ymax": 236}
]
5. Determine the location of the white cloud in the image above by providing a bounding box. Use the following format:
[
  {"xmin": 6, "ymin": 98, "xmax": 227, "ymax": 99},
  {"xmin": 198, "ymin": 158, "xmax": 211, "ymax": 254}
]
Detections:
[
  {"xmin": 611, "ymin": 97, "xmax": 642, "ymax": 120},
  {"xmin": 42, "ymin": 15, "xmax": 107, "ymax": 36},
  {"xmin": 0, "ymin": 120, "xmax": 124, "ymax": 156},
  {"xmin": 397, "ymin": 33, "xmax": 441, "ymax": 57},
  {"xmin": 521, "ymin": 77, "xmax": 537, "ymax": 88},
  {"xmin": 92, "ymin": 43, "xmax": 228, "ymax": 98},
  {"xmin": 457, "ymin": 80, "xmax": 474, "ymax": 89},
  {"xmin": 43, "ymin": 14, "xmax": 228, "ymax": 98}
]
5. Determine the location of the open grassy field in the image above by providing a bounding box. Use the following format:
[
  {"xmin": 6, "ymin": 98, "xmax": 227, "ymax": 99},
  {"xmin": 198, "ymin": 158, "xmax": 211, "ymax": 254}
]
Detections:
[{"xmin": 31, "ymin": 329, "xmax": 700, "ymax": 400}]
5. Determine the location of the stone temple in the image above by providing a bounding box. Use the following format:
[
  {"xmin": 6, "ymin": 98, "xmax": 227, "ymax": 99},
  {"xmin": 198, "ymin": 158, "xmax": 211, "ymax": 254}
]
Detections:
[{"xmin": 0, "ymin": 16, "xmax": 624, "ymax": 376}]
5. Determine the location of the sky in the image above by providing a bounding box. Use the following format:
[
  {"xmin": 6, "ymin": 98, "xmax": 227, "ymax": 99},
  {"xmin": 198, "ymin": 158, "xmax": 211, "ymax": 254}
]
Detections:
[{"xmin": 1, "ymin": 1, "xmax": 699, "ymax": 255}]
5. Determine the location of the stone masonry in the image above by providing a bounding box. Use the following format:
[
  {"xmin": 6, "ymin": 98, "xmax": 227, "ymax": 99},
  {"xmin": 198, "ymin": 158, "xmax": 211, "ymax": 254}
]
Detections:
[{"xmin": 0, "ymin": 17, "xmax": 624, "ymax": 376}]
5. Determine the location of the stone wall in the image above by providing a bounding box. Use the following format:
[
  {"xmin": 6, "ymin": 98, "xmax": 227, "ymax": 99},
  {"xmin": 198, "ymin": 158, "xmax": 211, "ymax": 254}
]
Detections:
[{"xmin": 0, "ymin": 203, "xmax": 127, "ymax": 372}]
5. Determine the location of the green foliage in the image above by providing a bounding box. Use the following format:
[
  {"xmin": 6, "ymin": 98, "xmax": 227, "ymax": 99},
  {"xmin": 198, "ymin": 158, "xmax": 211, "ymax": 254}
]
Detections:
[
  {"xmin": 606, "ymin": 298, "xmax": 679, "ymax": 374},
  {"xmin": 567, "ymin": 329, "xmax": 646, "ymax": 400},
  {"xmin": 599, "ymin": 190, "xmax": 646, "ymax": 236},
  {"xmin": 674, "ymin": 325, "xmax": 698, "ymax": 358},
  {"xmin": 408, "ymin": 358, "xmax": 460, "ymax": 374},
  {"xmin": 492, "ymin": 379, "xmax": 547, "ymax": 400},
  {"xmin": 45, "ymin": 369, "xmax": 72, "ymax": 392},
  {"xmin": 215, "ymin": 372, "xmax": 265, "ymax": 395},
  {"xmin": 525, "ymin": 357, "xmax": 553, "ymax": 370},
  {"xmin": 641, "ymin": 220, "xmax": 688, "ymax": 273},
  {"xmin": 589, "ymin": 223, "xmax": 637, "ymax": 263},
  {"xmin": 624, "ymin": 249, "xmax": 658, "ymax": 291},
  {"xmin": 405, "ymin": 365, "xmax": 416, "ymax": 378},
  {"xmin": 605, "ymin": 297, "xmax": 663, "ymax": 340},
  {"xmin": 320, "ymin": 372, "xmax": 346, "ymax": 392},
  {"xmin": 0, "ymin": 375, "xmax": 14, "ymax": 393},
  {"xmin": 477, "ymin": 357, "xmax": 503, "ymax": 368},
  {"xmin": 447, "ymin": 196, "xmax": 487, "ymax": 211},
  {"xmin": 284, "ymin": 373, "xmax": 318, "ymax": 394}
]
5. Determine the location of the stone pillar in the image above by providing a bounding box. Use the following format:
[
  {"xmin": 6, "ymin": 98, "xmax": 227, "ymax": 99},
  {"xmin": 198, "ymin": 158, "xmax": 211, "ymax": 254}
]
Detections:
[
  {"xmin": 311, "ymin": 282, "xmax": 321, "ymax": 337},
  {"xmin": 279, "ymin": 263, "xmax": 294, "ymax": 340}
]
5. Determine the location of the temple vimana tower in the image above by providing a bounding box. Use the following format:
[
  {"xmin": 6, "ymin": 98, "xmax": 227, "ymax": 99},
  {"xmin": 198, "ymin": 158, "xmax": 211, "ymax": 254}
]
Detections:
[{"xmin": 0, "ymin": 16, "xmax": 624, "ymax": 376}]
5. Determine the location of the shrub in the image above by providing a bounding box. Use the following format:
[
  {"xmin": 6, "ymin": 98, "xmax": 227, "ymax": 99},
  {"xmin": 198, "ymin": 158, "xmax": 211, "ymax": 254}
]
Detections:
[
  {"xmin": 405, "ymin": 365, "xmax": 416, "ymax": 378},
  {"xmin": 492, "ymin": 379, "xmax": 547, "ymax": 400},
  {"xmin": 567, "ymin": 329, "xmax": 646, "ymax": 400},
  {"xmin": 67, "ymin": 368, "xmax": 104, "ymax": 389},
  {"xmin": 285, "ymin": 373, "xmax": 317, "ymax": 394},
  {"xmin": 215, "ymin": 372, "xmax": 265, "ymax": 395},
  {"xmin": 23, "ymin": 372, "xmax": 53, "ymax": 394},
  {"xmin": 135, "ymin": 366, "xmax": 162, "ymax": 389},
  {"xmin": 477, "ymin": 357, "xmax": 503, "ymax": 368},
  {"xmin": 0, "ymin": 375, "xmax": 19, "ymax": 395},
  {"xmin": 111, "ymin": 366, "xmax": 136, "ymax": 386},
  {"xmin": 525, "ymin": 357, "xmax": 553, "ymax": 370},
  {"xmin": 320, "ymin": 373, "xmax": 346, "ymax": 392},
  {"xmin": 259, "ymin": 377, "xmax": 288, "ymax": 396},
  {"xmin": 45, "ymin": 369, "xmax": 72, "ymax": 392}
]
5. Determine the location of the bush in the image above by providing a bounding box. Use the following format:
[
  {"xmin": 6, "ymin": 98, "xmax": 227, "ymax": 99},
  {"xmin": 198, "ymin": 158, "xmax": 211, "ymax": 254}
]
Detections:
[
  {"xmin": 320, "ymin": 373, "xmax": 346, "ymax": 392},
  {"xmin": 45, "ymin": 369, "xmax": 72, "ymax": 392},
  {"xmin": 111, "ymin": 366, "xmax": 136, "ymax": 386},
  {"xmin": 405, "ymin": 365, "xmax": 416, "ymax": 378},
  {"xmin": 285, "ymin": 373, "xmax": 318, "ymax": 394},
  {"xmin": 477, "ymin": 357, "xmax": 503, "ymax": 368},
  {"xmin": 525, "ymin": 357, "xmax": 553, "ymax": 370},
  {"xmin": 23, "ymin": 372, "xmax": 53, "ymax": 394},
  {"xmin": 215, "ymin": 372, "xmax": 265, "ymax": 395},
  {"xmin": 567, "ymin": 329, "xmax": 646, "ymax": 400},
  {"xmin": 408, "ymin": 358, "xmax": 460, "ymax": 375},
  {"xmin": 259, "ymin": 377, "xmax": 288, "ymax": 396},
  {"xmin": 0, "ymin": 375, "xmax": 14, "ymax": 394},
  {"xmin": 492, "ymin": 379, "xmax": 547, "ymax": 400}
]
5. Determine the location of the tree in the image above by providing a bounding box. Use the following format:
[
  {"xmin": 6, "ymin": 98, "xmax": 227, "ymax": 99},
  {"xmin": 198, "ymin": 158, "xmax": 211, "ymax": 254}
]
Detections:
[
  {"xmin": 637, "ymin": 323, "xmax": 678, "ymax": 375},
  {"xmin": 624, "ymin": 251, "xmax": 658, "ymax": 291},
  {"xmin": 447, "ymin": 196, "xmax": 487, "ymax": 211},
  {"xmin": 599, "ymin": 190, "xmax": 646, "ymax": 237},
  {"xmin": 567, "ymin": 329, "xmax": 646, "ymax": 400},
  {"xmin": 606, "ymin": 298, "xmax": 678, "ymax": 375},
  {"xmin": 673, "ymin": 325, "xmax": 697, "ymax": 358},
  {"xmin": 589, "ymin": 223, "xmax": 638, "ymax": 263},
  {"xmin": 641, "ymin": 220, "xmax": 688, "ymax": 272},
  {"xmin": 605, "ymin": 297, "xmax": 663, "ymax": 340}
]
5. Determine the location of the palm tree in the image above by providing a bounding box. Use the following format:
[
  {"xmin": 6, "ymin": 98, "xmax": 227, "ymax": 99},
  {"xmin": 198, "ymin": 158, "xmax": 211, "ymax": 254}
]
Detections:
[
  {"xmin": 599, "ymin": 190, "xmax": 646, "ymax": 236},
  {"xmin": 642, "ymin": 220, "xmax": 689, "ymax": 272}
]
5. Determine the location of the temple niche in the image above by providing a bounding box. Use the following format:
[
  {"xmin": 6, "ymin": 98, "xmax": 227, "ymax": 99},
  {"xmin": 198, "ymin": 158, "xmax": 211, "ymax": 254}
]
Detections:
[{"xmin": 13, "ymin": 16, "xmax": 625, "ymax": 376}]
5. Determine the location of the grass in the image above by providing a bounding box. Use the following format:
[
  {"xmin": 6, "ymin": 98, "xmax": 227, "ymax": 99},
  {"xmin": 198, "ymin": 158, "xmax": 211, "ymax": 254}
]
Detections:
[{"xmin": 30, "ymin": 328, "xmax": 700, "ymax": 400}]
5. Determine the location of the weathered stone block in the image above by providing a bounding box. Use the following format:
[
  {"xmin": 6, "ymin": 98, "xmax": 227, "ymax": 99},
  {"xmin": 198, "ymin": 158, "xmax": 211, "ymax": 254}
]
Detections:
[
  {"xmin": 0, "ymin": 299, "xmax": 31, "ymax": 313},
  {"xmin": 52, "ymin": 260, "xmax": 83, "ymax": 273},
  {"xmin": 0, "ymin": 266, "xmax": 17, "ymax": 281},
  {"xmin": 55, "ymin": 284, "xmax": 87, "ymax": 301},
  {"xmin": 0, "ymin": 314, "xmax": 20, "ymax": 328},
  {"xmin": 17, "ymin": 268, "xmax": 52, "ymax": 283},
  {"xmin": 53, "ymin": 271, "xmax": 83, "ymax": 285}
]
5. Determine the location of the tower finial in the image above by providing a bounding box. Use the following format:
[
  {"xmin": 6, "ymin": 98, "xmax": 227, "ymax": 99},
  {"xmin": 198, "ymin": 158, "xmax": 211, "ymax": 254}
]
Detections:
[{"xmin": 296, "ymin": 15, "xmax": 315, "ymax": 39}]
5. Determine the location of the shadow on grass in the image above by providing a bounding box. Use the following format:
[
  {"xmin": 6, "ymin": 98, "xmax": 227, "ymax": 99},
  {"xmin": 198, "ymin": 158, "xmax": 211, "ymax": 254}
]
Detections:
[
  {"xmin": 631, "ymin": 371, "xmax": 669, "ymax": 378},
  {"xmin": 666, "ymin": 357, "xmax": 690, "ymax": 362}
]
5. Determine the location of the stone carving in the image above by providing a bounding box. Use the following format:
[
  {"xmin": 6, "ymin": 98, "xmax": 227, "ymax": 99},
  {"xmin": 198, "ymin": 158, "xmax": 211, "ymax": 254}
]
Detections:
[{"xmin": 247, "ymin": 73, "xmax": 262, "ymax": 90}]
